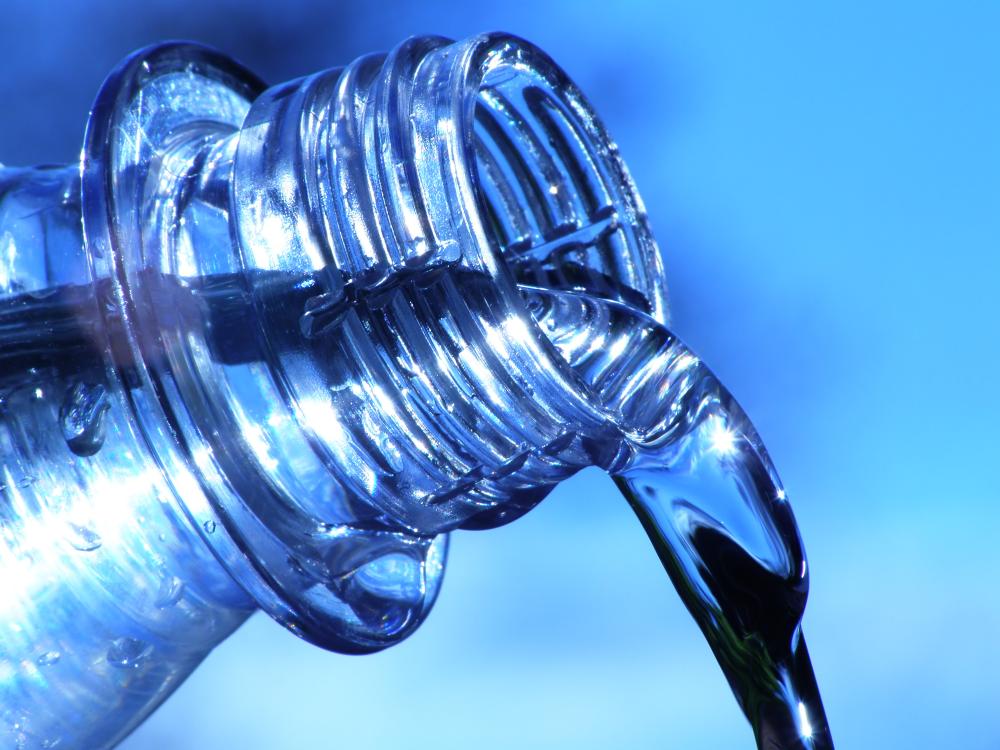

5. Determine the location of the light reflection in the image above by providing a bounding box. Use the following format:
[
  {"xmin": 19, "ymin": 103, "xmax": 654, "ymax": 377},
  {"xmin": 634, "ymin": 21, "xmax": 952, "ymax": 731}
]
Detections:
[
  {"xmin": 501, "ymin": 315, "xmax": 531, "ymax": 346},
  {"xmin": 256, "ymin": 213, "xmax": 288, "ymax": 270},
  {"xmin": 0, "ymin": 230, "xmax": 17, "ymax": 290},
  {"xmin": 674, "ymin": 352, "xmax": 699, "ymax": 371},
  {"xmin": 484, "ymin": 321, "xmax": 510, "ymax": 358},
  {"xmin": 708, "ymin": 416, "xmax": 737, "ymax": 456},
  {"xmin": 798, "ymin": 700, "xmax": 814, "ymax": 740},
  {"xmin": 297, "ymin": 394, "xmax": 349, "ymax": 457},
  {"xmin": 607, "ymin": 331, "xmax": 629, "ymax": 363},
  {"xmin": 0, "ymin": 463, "xmax": 162, "ymax": 623},
  {"xmin": 400, "ymin": 205, "xmax": 429, "ymax": 256},
  {"xmin": 243, "ymin": 422, "xmax": 279, "ymax": 472},
  {"xmin": 458, "ymin": 346, "xmax": 504, "ymax": 407}
]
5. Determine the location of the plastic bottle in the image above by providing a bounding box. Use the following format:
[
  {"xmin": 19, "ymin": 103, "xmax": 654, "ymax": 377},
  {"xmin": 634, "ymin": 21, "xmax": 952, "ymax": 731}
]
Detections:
[{"xmin": 0, "ymin": 33, "xmax": 831, "ymax": 749}]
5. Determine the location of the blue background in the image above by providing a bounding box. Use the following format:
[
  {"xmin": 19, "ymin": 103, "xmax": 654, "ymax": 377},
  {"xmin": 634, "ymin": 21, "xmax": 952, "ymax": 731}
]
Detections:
[{"xmin": 3, "ymin": 2, "xmax": 999, "ymax": 748}]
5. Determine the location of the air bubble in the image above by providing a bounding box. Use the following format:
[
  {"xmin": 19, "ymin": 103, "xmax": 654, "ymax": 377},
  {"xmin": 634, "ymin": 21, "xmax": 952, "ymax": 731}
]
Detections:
[
  {"xmin": 35, "ymin": 651, "xmax": 60, "ymax": 667},
  {"xmin": 106, "ymin": 637, "xmax": 151, "ymax": 669},
  {"xmin": 154, "ymin": 576, "xmax": 185, "ymax": 608},
  {"xmin": 59, "ymin": 382, "xmax": 110, "ymax": 457},
  {"xmin": 65, "ymin": 523, "xmax": 101, "ymax": 552}
]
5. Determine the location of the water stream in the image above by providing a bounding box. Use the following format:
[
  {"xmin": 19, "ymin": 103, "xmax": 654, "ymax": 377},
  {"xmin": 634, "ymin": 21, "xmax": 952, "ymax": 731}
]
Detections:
[{"xmin": 524, "ymin": 286, "xmax": 834, "ymax": 749}]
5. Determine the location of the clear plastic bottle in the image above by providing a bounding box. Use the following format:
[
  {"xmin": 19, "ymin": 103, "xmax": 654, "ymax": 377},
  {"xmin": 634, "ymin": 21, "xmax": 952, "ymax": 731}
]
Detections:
[{"xmin": 0, "ymin": 34, "xmax": 832, "ymax": 749}]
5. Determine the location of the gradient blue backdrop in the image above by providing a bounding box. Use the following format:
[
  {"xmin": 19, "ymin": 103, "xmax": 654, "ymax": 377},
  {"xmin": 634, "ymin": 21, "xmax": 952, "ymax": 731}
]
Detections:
[{"xmin": 3, "ymin": 2, "xmax": 998, "ymax": 748}]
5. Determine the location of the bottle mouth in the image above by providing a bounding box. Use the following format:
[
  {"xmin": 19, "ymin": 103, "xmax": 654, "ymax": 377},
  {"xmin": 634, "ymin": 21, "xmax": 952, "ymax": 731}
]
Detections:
[
  {"xmin": 455, "ymin": 33, "xmax": 673, "ymax": 409},
  {"xmin": 466, "ymin": 34, "xmax": 668, "ymax": 324}
]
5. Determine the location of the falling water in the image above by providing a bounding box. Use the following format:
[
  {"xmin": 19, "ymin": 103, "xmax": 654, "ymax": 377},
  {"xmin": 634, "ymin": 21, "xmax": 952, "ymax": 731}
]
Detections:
[{"xmin": 523, "ymin": 286, "xmax": 834, "ymax": 749}]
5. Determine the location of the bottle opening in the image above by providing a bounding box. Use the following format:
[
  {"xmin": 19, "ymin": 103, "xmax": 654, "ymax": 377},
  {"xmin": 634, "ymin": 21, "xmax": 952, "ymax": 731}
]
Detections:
[{"xmin": 469, "ymin": 37, "xmax": 667, "ymax": 325}]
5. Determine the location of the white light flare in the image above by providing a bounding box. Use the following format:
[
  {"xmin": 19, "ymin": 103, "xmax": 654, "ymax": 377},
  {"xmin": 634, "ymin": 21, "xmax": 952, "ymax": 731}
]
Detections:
[
  {"xmin": 798, "ymin": 700, "xmax": 814, "ymax": 741},
  {"xmin": 707, "ymin": 416, "xmax": 737, "ymax": 456}
]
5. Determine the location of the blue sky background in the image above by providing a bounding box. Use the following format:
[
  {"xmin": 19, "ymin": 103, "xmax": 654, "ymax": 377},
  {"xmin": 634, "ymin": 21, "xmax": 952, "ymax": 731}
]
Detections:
[{"xmin": 3, "ymin": 2, "xmax": 999, "ymax": 748}]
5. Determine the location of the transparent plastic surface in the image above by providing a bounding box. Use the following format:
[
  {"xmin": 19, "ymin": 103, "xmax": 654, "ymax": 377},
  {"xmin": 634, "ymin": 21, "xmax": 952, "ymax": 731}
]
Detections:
[
  {"xmin": 0, "ymin": 34, "xmax": 832, "ymax": 749},
  {"xmin": 0, "ymin": 166, "xmax": 254, "ymax": 749}
]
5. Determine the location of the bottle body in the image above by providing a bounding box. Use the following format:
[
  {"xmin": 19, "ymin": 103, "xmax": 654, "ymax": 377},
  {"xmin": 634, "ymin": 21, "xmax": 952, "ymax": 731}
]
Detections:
[{"xmin": 0, "ymin": 166, "xmax": 254, "ymax": 749}]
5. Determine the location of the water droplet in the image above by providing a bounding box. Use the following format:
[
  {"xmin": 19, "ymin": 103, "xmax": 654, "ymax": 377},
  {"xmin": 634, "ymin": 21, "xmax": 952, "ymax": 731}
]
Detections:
[
  {"xmin": 60, "ymin": 382, "xmax": 110, "ymax": 457},
  {"xmin": 154, "ymin": 575, "xmax": 185, "ymax": 608},
  {"xmin": 106, "ymin": 637, "xmax": 151, "ymax": 669},
  {"xmin": 378, "ymin": 434, "xmax": 404, "ymax": 473},
  {"xmin": 203, "ymin": 519, "xmax": 216, "ymax": 534},
  {"xmin": 65, "ymin": 523, "xmax": 102, "ymax": 552},
  {"xmin": 36, "ymin": 651, "xmax": 60, "ymax": 667},
  {"xmin": 351, "ymin": 552, "xmax": 425, "ymax": 603}
]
